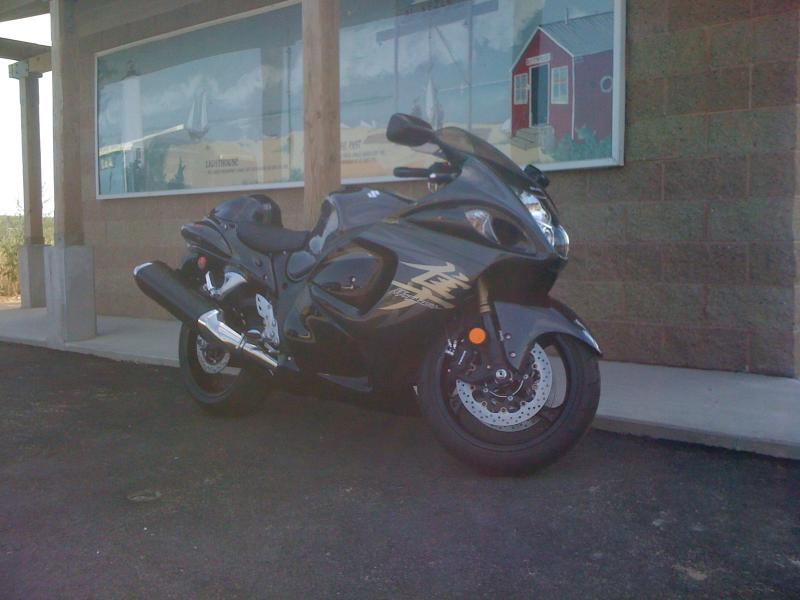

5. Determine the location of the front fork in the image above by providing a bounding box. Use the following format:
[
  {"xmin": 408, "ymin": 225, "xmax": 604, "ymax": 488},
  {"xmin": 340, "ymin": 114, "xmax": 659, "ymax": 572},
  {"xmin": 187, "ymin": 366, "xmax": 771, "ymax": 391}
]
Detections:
[{"xmin": 477, "ymin": 277, "xmax": 514, "ymax": 375}]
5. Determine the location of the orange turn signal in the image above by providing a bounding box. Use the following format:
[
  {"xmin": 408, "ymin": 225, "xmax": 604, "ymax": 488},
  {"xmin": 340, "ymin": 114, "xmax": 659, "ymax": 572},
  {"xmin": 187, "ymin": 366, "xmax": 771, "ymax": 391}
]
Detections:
[{"xmin": 468, "ymin": 327, "xmax": 487, "ymax": 345}]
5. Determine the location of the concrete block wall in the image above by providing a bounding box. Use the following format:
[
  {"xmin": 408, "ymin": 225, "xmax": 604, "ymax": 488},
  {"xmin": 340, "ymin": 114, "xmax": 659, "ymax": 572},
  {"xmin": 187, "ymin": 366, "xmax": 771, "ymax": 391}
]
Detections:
[
  {"xmin": 74, "ymin": 0, "xmax": 799, "ymax": 376},
  {"xmin": 550, "ymin": 0, "xmax": 799, "ymax": 376}
]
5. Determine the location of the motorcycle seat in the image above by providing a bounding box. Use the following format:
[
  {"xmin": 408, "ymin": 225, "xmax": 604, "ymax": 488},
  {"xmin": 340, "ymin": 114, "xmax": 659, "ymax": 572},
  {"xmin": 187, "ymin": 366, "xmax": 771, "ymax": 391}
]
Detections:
[{"xmin": 237, "ymin": 222, "xmax": 310, "ymax": 254}]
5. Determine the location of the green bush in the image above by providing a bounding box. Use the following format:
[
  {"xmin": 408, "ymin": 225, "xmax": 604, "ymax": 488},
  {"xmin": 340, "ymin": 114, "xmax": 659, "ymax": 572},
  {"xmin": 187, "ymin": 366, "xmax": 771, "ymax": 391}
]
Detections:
[
  {"xmin": 0, "ymin": 215, "xmax": 54, "ymax": 297},
  {"xmin": 551, "ymin": 127, "xmax": 612, "ymax": 163}
]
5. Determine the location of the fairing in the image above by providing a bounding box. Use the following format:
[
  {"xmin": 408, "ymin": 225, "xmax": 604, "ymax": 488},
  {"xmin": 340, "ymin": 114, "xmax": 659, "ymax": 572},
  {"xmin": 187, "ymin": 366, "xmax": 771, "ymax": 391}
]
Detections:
[{"xmin": 494, "ymin": 300, "xmax": 602, "ymax": 372}]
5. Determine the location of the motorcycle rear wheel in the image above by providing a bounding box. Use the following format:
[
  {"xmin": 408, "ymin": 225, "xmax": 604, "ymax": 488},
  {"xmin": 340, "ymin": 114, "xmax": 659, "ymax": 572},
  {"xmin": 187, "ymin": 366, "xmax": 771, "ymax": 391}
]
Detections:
[
  {"xmin": 417, "ymin": 331, "xmax": 600, "ymax": 474},
  {"xmin": 178, "ymin": 322, "xmax": 263, "ymax": 416}
]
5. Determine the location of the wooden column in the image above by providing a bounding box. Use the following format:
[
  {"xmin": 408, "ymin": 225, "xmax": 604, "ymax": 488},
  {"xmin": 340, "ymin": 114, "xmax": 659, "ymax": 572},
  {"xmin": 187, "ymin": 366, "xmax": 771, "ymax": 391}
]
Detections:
[
  {"xmin": 46, "ymin": 0, "xmax": 96, "ymax": 342},
  {"xmin": 10, "ymin": 66, "xmax": 44, "ymax": 245},
  {"xmin": 10, "ymin": 63, "xmax": 47, "ymax": 308},
  {"xmin": 302, "ymin": 0, "xmax": 341, "ymax": 228},
  {"xmin": 50, "ymin": 0, "xmax": 83, "ymax": 246}
]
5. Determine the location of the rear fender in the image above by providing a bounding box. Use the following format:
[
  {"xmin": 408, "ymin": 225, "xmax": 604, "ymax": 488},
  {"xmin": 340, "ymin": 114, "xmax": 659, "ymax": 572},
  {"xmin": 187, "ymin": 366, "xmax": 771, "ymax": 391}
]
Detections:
[
  {"xmin": 181, "ymin": 221, "xmax": 231, "ymax": 260},
  {"xmin": 494, "ymin": 299, "xmax": 601, "ymax": 371}
]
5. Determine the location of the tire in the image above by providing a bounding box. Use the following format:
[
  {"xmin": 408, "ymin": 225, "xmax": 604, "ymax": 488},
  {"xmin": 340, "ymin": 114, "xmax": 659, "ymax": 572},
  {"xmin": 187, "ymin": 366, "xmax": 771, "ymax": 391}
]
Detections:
[
  {"xmin": 178, "ymin": 322, "xmax": 265, "ymax": 416},
  {"xmin": 417, "ymin": 332, "xmax": 600, "ymax": 474}
]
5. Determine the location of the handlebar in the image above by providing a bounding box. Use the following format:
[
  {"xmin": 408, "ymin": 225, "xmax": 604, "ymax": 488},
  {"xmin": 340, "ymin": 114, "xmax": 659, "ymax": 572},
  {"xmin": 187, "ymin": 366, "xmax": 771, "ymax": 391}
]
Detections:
[
  {"xmin": 393, "ymin": 167, "xmax": 431, "ymax": 178},
  {"xmin": 394, "ymin": 163, "xmax": 458, "ymax": 185}
]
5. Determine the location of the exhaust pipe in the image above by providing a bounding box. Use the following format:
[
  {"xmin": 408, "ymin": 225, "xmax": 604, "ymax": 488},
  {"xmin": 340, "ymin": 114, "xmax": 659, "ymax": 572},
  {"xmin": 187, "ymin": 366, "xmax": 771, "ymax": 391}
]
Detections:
[
  {"xmin": 196, "ymin": 309, "xmax": 278, "ymax": 370},
  {"xmin": 133, "ymin": 261, "xmax": 278, "ymax": 371}
]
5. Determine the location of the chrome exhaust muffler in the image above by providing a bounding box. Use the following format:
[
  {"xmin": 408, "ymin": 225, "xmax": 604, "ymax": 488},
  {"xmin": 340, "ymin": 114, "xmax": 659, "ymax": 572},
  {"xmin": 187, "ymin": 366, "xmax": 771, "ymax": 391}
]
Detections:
[
  {"xmin": 196, "ymin": 309, "xmax": 278, "ymax": 370},
  {"xmin": 133, "ymin": 261, "xmax": 277, "ymax": 371}
]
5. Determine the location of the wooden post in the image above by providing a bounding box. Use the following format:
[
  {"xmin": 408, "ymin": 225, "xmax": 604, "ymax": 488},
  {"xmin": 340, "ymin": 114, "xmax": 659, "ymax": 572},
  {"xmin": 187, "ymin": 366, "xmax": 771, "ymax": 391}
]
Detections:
[
  {"xmin": 10, "ymin": 62, "xmax": 46, "ymax": 308},
  {"xmin": 10, "ymin": 65, "xmax": 44, "ymax": 245},
  {"xmin": 45, "ymin": 0, "xmax": 96, "ymax": 342},
  {"xmin": 50, "ymin": 0, "xmax": 83, "ymax": 246},
  {"xmin": 302, "ymin": 0, "xmax": 341, "ymax": 228}
]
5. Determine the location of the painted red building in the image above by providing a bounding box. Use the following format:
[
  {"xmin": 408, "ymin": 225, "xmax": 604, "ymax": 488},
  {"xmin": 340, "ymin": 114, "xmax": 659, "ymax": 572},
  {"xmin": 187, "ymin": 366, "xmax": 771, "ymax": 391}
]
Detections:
[{"xmin": 510, "ymin": 12, "xmax": 613, "ymax": 148}]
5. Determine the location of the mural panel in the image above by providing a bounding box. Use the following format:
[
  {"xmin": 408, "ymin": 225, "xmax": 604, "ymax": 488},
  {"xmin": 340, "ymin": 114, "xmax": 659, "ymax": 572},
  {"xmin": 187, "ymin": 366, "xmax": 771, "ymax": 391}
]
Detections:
[
  {"xmin": 96, "ymin": 2, "xmax": 303, "ymax": 197},
  {"xmin": 339, "ymin": 0, "xmax": 624, "ymax": 179}
]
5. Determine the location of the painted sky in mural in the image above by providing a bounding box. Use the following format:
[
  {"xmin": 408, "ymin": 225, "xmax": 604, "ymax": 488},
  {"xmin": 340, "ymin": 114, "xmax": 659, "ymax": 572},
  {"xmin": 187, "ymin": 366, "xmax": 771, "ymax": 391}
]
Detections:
[
  {"xmin": 96, "ymin": 4, "xmax": 303, "ymax": 196},
  {"xmin": 339, "ymin": 0, "xmax": 618, "ymax": 178}
]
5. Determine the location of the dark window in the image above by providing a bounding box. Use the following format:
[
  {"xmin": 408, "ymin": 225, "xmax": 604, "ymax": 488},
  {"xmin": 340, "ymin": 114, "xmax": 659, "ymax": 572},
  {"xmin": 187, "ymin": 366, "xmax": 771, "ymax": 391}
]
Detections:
[{"xmin": 529, "ymin": 65, "xmax": 549, "ymax": 126}]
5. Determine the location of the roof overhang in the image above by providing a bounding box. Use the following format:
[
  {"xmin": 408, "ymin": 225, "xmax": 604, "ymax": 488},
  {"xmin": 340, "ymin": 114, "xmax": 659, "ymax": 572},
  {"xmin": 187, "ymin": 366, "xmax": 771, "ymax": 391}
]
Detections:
[
  {"xmin": 0, "ymin": 37, "xmax": 49, "ymax": 61},
  {"xmin": 0, "ymin": 0, "xmax": 49, "ymax": 23}
]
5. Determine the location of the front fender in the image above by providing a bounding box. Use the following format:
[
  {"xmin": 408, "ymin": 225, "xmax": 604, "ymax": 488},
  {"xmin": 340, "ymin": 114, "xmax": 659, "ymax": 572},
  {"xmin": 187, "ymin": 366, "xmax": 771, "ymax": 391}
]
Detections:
[{"xmin": 494, "ymin": 299, "xmax": 601, "ymax": 370}]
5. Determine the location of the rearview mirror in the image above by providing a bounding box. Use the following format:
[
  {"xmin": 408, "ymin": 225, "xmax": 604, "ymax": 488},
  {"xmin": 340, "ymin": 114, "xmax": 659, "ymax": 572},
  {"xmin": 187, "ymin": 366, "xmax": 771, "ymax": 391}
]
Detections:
[
  {"xmin": 386, "ymin": 113, "xmax": 435, "ymax": 147},
  {"xmin": 524, "ymin": 163, "xmax": 550, "ymax": 189}
]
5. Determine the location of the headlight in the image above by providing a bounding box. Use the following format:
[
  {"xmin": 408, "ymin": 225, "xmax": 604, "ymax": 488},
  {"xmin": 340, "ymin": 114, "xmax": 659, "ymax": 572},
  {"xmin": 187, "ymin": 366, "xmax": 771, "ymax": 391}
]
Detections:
[
  {"xmin": 520, "ymin": 190, "xmax": 554, "ymax": 246},
  {"xmin": 554, "ymin": 225, "xmax": 569, "ymax": 259}
]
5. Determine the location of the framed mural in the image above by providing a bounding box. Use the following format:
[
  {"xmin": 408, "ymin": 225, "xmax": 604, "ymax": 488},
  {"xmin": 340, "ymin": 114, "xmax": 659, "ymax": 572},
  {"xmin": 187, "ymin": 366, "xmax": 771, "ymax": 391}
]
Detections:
[
  {"xmin": 95, "ymin": 1, "xmax": 303, "ymax": 199},
  {"xmin": 339, "ymin": 0, "xmax": 625, "ymax": 180}
]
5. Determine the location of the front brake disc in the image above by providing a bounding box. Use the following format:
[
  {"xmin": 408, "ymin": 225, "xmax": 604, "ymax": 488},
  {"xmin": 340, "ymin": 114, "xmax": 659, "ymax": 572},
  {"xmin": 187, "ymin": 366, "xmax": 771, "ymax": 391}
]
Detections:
[{"xmin": 455, "ymin": 344, "xmax": 552, "ymax": 432}]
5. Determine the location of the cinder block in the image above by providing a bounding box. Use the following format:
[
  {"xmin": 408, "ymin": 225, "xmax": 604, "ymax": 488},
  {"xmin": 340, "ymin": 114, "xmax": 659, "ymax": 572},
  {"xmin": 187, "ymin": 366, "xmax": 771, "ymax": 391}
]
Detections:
[
  {"xmin": 625, "ymin": 282, "xmax": 705, "ymax": 325},
  {"xmin": 753, "ymin": 1, "xmax": 800, "ymax": 17},
  {"xmin": 590, "ymin": 321, "xmax": 664, "ymax": 364},
  {"xmin": 589, "ymin": 160, "xmax": 662, "ymax": 203},
  {"xmin": 748, "ymin": 242, "xmax": 798, "ymax": 286},
  {"xmin": 629, "ymin": 30, "xmax": 708, "ymax": 81},
  {"xmin": 750, "ymin": 152, "xmax": 798, "ymax": 198},
  {"xmin": 627, "ymin": 114, "xmax": 707, "ymax": 160},
  {"xmin": 709, "ymin": 198, "xmax": 794, "ymax": 241},
  {"xmin": 708, "ymin": 111, "xmax": 753, "ymax": 155},
  {"xmin": 628, "ymin": 0, "xmax": 668, "ymax": 39},
  {"xmin": 664, "ymin": 156, "xmax": 747, "ymax": 201},
  {"xmin": 711, "ymin": 21, "xmax": 752, "ymax": 68},
  {"xmin": 752, "ymin": 61, "xmax": 799, "ymax": 108},
  {"xmin": 707, "ymin": 285, "xmax": 795, "ymax": 329},
  {"xmin": 666, "ymin": 68, "xmax": 749, "ymax": 115},
  {"xmin": 753, "ymin": 13, "xmax": 800, "ymax": 63},
  {"xmin": 552, "ymin": 280, "xmax": 626, "ymax": 321},
  {"xmin": 750, "ymin": 327, "xmax": 797, "ymax": 377},
  {"xmin": 562, "ymin": 243, "xmax": 626, "ymax": 281},
  {"xmin": 662, "ymin": 326, "xmax": 749, "ymax": 371},
  {"xmin": 668, "ymin": 0, "xmax": 750, "ymax": 31},
  {"xmin": 626, "ymin": 78, "xmax": 666, "ymax": 121},
  {"xmin": 558, "ymin": 203, "xmax": 626, "ymax": 242},
  {"xmin": 706, "ymin": 67, "xmax": 751, "ymax": 112},
  {"xmin": 662, "ymin": 243, "xmax": 748, "ymax": 284},
  {"xmin": 546, "ymin": 171, "xmax": 588, "ymax": 202},
  {"xmin": 665, "ymin": 72, "xmax": 707, "ymax": 114},
  {"xmin": 623, "ymin": 244, "xmax": 663, "ymax": 282},
  {"xmin": 626, "ymin": 202, "xmax": 705, "ymax": 242}
]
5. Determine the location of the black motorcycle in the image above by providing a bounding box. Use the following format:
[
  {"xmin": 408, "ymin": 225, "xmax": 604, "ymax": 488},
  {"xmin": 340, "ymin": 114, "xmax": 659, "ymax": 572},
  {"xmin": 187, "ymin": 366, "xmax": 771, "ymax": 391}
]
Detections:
[{"xmin": 134, "ymin": 113, "xmax": 601, "ymax": 473}]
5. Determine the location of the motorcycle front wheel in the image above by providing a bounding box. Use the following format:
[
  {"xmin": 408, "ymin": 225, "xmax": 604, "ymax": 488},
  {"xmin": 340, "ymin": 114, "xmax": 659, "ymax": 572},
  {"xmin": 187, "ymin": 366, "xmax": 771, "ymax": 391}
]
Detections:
[{"xmin": 417, "ymin": 331, "xmax": 600, "ymax": 474}]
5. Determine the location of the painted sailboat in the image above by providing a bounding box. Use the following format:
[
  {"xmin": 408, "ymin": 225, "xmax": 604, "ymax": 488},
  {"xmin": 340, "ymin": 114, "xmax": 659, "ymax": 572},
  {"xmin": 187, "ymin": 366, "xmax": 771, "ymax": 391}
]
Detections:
[{"xmin": 186, "ymin": 89, "xmax": 210, "ymax": 141}]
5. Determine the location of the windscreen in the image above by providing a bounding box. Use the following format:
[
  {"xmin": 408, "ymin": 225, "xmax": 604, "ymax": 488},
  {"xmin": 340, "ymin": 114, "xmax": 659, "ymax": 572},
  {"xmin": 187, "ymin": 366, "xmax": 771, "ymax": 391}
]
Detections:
[
  {"xmin": 435, "ymin": 127, "xmax": 538, "ymax": 193},
  {"xmin": 424, "ymin": 126, "xmax": 559, "ymax": 218}
]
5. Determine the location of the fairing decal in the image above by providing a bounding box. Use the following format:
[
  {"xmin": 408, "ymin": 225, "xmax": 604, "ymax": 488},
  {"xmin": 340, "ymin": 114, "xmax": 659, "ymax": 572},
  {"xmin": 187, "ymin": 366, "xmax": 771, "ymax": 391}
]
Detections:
[{"xmin": 380, "ymin": 261, "xmax": 470, "ymax": 310}]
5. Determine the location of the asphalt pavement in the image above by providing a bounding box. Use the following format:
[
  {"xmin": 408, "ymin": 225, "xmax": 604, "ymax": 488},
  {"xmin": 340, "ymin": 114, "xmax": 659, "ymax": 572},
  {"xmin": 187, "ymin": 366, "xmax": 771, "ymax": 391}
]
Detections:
[{"xmin": 1, "ymin": 342, "xmax": 798, "ymax": 599}]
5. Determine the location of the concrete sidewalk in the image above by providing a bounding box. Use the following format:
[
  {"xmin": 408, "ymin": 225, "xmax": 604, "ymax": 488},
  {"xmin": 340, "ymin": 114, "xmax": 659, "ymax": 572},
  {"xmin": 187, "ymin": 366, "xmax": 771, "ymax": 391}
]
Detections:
[{"xmin": 1, "ymin": 306, "xmax": 798, "ymax": 459}]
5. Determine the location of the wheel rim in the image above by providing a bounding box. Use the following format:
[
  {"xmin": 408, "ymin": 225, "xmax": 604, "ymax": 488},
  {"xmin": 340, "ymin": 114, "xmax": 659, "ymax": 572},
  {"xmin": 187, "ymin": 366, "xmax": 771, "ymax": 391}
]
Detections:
[
  {"xmin": 454, "ymin": 343, "xmax": 552, "ymax": 431},
  {"xmin": 441, "ymin": 334, "xmax": 572, "ymax": 445},
  {"xmin": 186, "ymin": 329, "xmax": 241, "ymax": 396}
]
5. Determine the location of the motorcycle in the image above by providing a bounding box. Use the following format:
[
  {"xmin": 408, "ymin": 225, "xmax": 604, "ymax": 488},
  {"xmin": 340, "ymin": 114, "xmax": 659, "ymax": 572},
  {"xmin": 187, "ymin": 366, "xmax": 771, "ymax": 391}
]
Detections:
[{"xmin": 133, "ymin": 113, "xmax": 601, "ymax": 473}]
